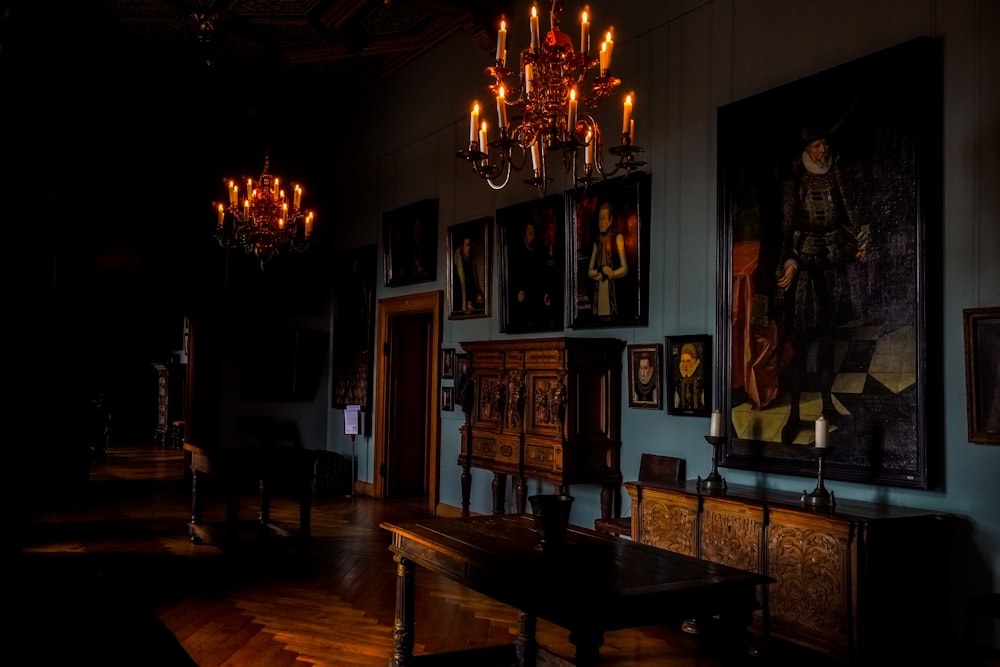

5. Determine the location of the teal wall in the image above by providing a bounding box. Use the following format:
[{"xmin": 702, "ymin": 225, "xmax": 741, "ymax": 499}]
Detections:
[{"xmin": 325, "ymin": 0, "xmax": 999, "ymax": 646}]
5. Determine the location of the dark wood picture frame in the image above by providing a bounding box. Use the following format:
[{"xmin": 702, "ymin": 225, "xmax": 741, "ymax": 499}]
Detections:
[
  {"xmin": 441, "ymin": 386, "xmax": 454, "ymax": 412},
  {"xmin": 383, "ymin": 198, "xmax": 439, "ymax": 287},
  {"xmin": 963, "ymin": 307, "xmax": 1000, "ymax": 445},
  {"xmin": 627, "ymin": 343, "xmax": 663, "ymax": 410},
  {"xmin": 569, "ymin": 172, "xmax": 651, "ymax": 329},
  {"xmin": 715, "ymin": 37, "xmax": 941, "ymax": 488},
  {"xmin": 332, "ymin": 244, "xmax": 377, "ymax": 418},
  {"xmin": 665, "ymin": 335, "xmax": 712, "ymax": 417},
  {"xmin": 446, "ymin": 217, "xmax": 491, "ymax": 319},
  {"xmin": 496, "ymin": 195, "xmax": 566, "ymax": 334},
  {"xmin": 441, "ymin": 347, "xmax": 456, "ymax": 380}
]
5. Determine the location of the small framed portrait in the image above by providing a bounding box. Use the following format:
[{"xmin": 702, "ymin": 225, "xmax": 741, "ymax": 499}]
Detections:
[
  {"xmin": 627, "ymin": 343, "xmax": 663, "ymax": 410},
  {"xmin": 441, "ymin": 386, "xmax": 454, "ymax": 412},
  {"xmin": 383, "ymin": 198, "xmax": 439, "ymax": 287},
  {"xmin": 666, "ymin": 334, "xmax": 712, "ymax": 417},
  {"xmin": 964, "ymin": 307, "xmax": 1000, "ymax": 444},
  {"xmin": 441, "ymin": 348, "xmax": 456, "ymax": 380},
  {"xmin": 447, "ymin": 217, "xmax": 491, "ymax": 319}
]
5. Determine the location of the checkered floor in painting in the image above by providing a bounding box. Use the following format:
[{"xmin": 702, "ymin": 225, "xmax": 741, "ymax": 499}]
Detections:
[{"xmin": 732, "ymin": 324, "xmax": 917, "ymax": 446}]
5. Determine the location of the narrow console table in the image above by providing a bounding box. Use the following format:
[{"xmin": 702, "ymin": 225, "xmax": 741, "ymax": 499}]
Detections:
[
  {"xmin": 183, "ymin": 443, "xmax": 318, "ymax": 547},
  {"xmin": 381, "ymin": 514, "xmax": 772, "ymax": 666},
  {"xmin": 458, "ymin": 337, "xmax": 624, "ymax": 519},
  {"xmin": 625, "ymin": 479, "xmax": 953, "ymax": 664}
]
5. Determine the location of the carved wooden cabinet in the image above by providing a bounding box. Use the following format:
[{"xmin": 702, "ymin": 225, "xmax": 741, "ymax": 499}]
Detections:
[
  {"xmin": 625, "ymin": 480, "xmax": 952, "ymax": 663},
  {"xmin": 458, "ymin": 337, "xmax": 624, "ymax": 519}
]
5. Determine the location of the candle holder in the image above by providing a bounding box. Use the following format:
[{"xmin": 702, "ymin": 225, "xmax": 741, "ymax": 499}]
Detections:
[
  {"xmin": 801, "ymin": 447, "xmax": 836, "ymax": 508},
  {"xmin": 697, "ymin": 435, "xmax": 727, "ymax": 493}
]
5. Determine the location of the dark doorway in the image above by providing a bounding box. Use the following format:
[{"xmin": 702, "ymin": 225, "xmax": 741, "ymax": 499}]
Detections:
[{"xmin": 386, "ymin": 313, "xmax": 431, "ymax": 498}]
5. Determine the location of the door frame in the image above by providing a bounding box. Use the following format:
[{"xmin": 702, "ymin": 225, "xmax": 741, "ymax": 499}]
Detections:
[{"xmin": 373, "ymin": 291, "xmax": 442, "ymax": 514}]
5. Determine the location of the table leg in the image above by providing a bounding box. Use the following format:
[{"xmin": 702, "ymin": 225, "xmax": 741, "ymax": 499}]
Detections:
[
  {"xmin": 390, "ymin": 555, "xmax": 415, "ymax": 667},
  {"xmin": 514, "ymin": 475, "xmax": 527, "ymax": 515},
  {"xmin": 568, "ymin": 628, "xmax": 604, "ymax": 667},
  {"xmin": 491, "ymin": 472, "xmax": 507, "ymax": 514},
  {"xmin": 189, "ymin": 469, "xmax": 203, "ymax": 544},
  {"xmin": 516, "ymin": 611, "xmax": 537, "ymax": 667}
]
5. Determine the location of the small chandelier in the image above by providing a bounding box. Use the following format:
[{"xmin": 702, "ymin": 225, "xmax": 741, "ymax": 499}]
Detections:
[
  {"xmin": 214, "ymin": 151, "xmax": 315, "ymax": 265},
  {"xmin": 457, "ymin": 1, "xmax": 645, "ymax": 196}
]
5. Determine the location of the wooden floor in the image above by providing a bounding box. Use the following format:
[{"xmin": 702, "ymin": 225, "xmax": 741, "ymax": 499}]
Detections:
[{"xmin": 14, "ymin": 444, "xmax": 851, "ymax": 666}]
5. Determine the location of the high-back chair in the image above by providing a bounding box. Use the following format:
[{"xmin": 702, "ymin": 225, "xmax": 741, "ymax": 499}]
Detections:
[{"xmin": 593, "ymin": 453, "xmax": 686, "ymax": 538}]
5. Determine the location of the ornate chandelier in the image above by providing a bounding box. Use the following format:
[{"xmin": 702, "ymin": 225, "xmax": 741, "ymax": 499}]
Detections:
[
  {"xmin": 457, "ymin": 1, "xmax": 645, "ymax": 196},
  {"xmin": 214, "ymin": 151, "xmax": 315, "ymax": 265}
]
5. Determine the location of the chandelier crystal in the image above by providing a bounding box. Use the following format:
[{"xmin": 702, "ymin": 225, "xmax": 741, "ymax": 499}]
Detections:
[
  {"xmin": 457, "ymin": 1, "xmax": 645, "ymax": 196},
  {"xmin": 215, "ymin": 151, "xmax": 315, "ymax": 265}
]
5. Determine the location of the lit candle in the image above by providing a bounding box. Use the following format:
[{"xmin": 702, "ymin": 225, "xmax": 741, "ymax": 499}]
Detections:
[
  {"xmin": 496, "ymin": 19, "xmax": 507, "ymax": 63},
  {"xmin": 496, "ymin": 85, "xmax": 508, "ymax": 129},
  {"xmin": 603, "ymin": 29, "xmax": 613, "ymax": 71},
  {"xmin": 247, "ymin": 178, "xmax": 253, "ymax": 202},
  {"xmin": 630, "ymin": 118, "xmax": 635, "ymax": 144},
  {"xmin": 580, "ymin": 10, "xmax": 590, "ymax": 56},
  {"xmin": 529, "ymin": 5, "xmax": 540, "ymax": 50},
  {"xmin": 294, "ymin": 185, "xmax": 302, "ymax": 209},
  {"xmin": 599, "ymin": 41, "xmax": 608, "ymax": 72},
  {"xmin": 815, "ymin": 415, "xmax": 828, "ymax": 448},
  {"xmin": 524, "ymin": 63, "xmax": 534, "ymax": 94},
  {"xmin": 470, "ymin": 101, "xmax": 480, "ymax": 144},
  {"xmin": 567, "ymin": 87, "xmax": 578, "ymax": 136},
  {"xmin": 228, "ymin": 181, "xmax": 237, "ymax": 207},
  {"xmin": 531, "ymin": 142, "xmax": 542, "ymax": 172},
  {"xmin": 584, "ymin": 129, "xmax": 594, "ymax": 165},
  {"xmin": 305, "ymin": 213, "xmax": 313, "ymax": 237},
  {"xmin": 244, "ymin": 198, "xmax": 249, "ymax": 217},
  {"xmin": 479, "ymin": 120, "xmax": 488, "ymax": 153},
  {"xmin": 217, "ymin": 203, "xmax": 224, "ymax": 229},
  {"xmin": 273, "ymin": 178, "xmax": 279, "ymax": 197},
  {"xmin": 710, "ymin": 409, "xmax": 722, "ymax": 437},
  {"xmin": 622, "ymin": 93, "xmax": 632, "ymax": 135}
]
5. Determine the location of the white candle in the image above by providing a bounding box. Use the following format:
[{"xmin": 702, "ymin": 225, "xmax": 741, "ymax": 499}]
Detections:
[
  {"xmin": 217, "ymin": 203, "xmax": 224, "ymax": 229},
  {"xmin": 580, "ymin": 10, "xmax": 590, "ymax": 55},
  {"xmin": 584, "ymin": 129, "xmax": 594, "ymax": 165},
  {"xmin": 305, "ymin": 213, "xmax": 313, "ymax": 237},
  {"xmin": 469, "ymin": 101, "xmax": 479, "ymax": 143},
  {"xmin": 496, "ymin": 86, "xmax": 508, "ymax": 129},
  {"xmin": 529, "ymin": 5, "xmax": 540, "ymax": 50},
  {"xmin": 815, "ymin": 415, "xmax": 828, "ymax": 448},
  {"xmin": 603, "ymin": 30, "xmax": 614, "ymax": 70},
  {"xmin": 479, "ymin": 120, "xmax": 488, "ymax": 156},
  {"xmin": 599, "ymin": 41, "xmax": 608, "ymax": 71},
  {"xmin": 710, "ymin": 409, "xmax": 722, "ymax": 437},
  {"xmin": 567, "ymin": 87, "xmax": 578, "ymax": 136},
  {"xmin": 294, "ymin": 185, "xmax": 302, "ymax": 209},
  {"xmin": 531, "ymin": 142, "xmax": 542, "ymax": 172},
  {"xmin": 495, "ymin": 19, "xmax": 507, "ymax": 62},
  {"xmin": 524, "ymin": 64, "xmax": 534, "ymax": 94},
  {"xmin": 247, "ymin": 178, "xmax": 253, "ymax": 203},
  {"xmin": 622, "ymin": 93, "xmax": 632, "ymax": 135}
]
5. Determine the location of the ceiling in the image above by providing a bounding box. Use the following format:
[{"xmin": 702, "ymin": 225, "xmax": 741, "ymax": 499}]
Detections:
[{"xmin": 22, "ymin": 0, "xmax": 511, "ymax": 88}]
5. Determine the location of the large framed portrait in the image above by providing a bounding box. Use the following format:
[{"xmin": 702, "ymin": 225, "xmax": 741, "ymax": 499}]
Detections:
[
  {"xmin": 446, "ymin": 217, "xmax": 491, "ymax": 319},
  {"xmin": 963, "ymin": 307, "xmax": 1000, "ymax": 445},
  {"xmin": 665, "ymin": 335, "xmax": 711, "ymax": 418},
  {"xmin": 627, "ymin": 343, "xmax": 663, "ymax": 410},
  {"xmin": 496, "ymin": 195, "xmax": 566, "ymax": 334},
  {"xmin": 569, "ymin": 172, "xmax": 651, "ymax": 329},
  {"xmin": 332, "ymin": 244, "xmax": 377, "ymax": 414},
  {"xmin": 383, "ymin": 198, "xmax": 438, "ymax": 287},
  {"xmin": 715, "ymin": 37, "xmax": 941, "ymax": 489}
]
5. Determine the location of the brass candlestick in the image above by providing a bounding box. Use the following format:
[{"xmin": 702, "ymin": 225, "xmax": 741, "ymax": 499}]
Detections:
[
  {"xmin": 801, "ymin": 446, "xmax": 836, "ymax": 508},
  {"xmin": 697, "ymin": 435, "xmax": 727, "ymax": 493}
]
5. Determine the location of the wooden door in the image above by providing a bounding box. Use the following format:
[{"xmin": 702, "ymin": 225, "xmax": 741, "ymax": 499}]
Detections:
[
  {"xmin": 373, "ymin": 292, "xmax": 442, "ymax": 513},
  {"xmin": 386, "ymin": 313, "xmax": 430, "ymax": 498}
]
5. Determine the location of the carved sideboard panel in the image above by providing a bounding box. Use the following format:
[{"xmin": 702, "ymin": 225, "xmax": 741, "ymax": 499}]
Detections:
[
  {"xmin": 625, "ymin": 480, "xmax": 952, "ymax": 664},
  {"xmin": 459, "ymin": 337, "xmax": 624, "ymax": 518}
]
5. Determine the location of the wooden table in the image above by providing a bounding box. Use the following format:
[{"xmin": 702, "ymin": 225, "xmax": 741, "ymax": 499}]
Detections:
[
  {"xmin": 381, "ymin": 515, "xmax": 773, "ymax": 666},
  {"xmin": 184, "ymin": 443, "xmax": 318, "ymax": 547}
]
